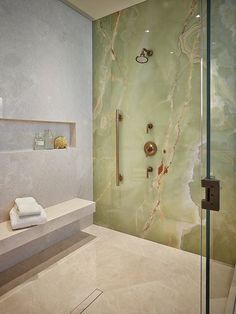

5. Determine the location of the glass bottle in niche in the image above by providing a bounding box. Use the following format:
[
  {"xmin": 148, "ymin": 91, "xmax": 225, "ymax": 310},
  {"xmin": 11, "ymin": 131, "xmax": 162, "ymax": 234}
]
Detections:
[
  {"xmin": 44, "ymin": 130, "xmax": 54, "ymax": 150},
  {"xmin": 34, "ymin": 132, "xmax": 45, "ymax": 150}
]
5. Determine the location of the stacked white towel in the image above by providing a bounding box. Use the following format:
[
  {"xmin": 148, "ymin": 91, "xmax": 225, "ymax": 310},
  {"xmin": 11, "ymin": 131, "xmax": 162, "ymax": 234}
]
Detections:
[
  {"xmin": 15, "ymin": 197, "xmax": 42, "ymax": 217},
  {"xmin": 10, "ymin": 197, "xmax": 47, "ymax": 230}
]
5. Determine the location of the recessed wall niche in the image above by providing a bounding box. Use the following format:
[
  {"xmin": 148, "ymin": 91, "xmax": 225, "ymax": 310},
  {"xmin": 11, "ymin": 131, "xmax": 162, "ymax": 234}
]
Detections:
[{"xmin": 0, "ymin": 118, "xmax": 76, "ymax": 152}]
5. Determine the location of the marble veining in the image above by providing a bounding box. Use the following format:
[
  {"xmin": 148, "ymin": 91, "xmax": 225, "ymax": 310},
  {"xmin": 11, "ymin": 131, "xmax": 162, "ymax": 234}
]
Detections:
[
  {"xmin": 93, "ymin": 0, "xmax": 201, "ymax": 253},
  {"xmin": 142, "ymin": 0, "xmax": 201, "ymax": 235}
]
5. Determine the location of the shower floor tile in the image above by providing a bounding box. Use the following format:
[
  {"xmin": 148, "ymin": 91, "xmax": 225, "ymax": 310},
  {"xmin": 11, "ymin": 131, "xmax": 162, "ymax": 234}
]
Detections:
[{"xmin": 0, "ymin": 225, "xmax": 232, "ymax": 314}]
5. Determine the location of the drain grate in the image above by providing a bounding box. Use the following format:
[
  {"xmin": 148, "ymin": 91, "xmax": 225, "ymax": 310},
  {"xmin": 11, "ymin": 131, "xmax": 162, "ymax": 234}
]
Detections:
[{"xmin": 70, "ymin": 289, "xmax": 103, "ymax": 314}]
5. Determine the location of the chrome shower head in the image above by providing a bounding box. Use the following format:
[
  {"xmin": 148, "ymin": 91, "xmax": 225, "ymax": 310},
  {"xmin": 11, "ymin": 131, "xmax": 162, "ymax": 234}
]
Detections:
[{"xmin": 136, "ymin": 48, "xmax": 153, "ymax": 64}]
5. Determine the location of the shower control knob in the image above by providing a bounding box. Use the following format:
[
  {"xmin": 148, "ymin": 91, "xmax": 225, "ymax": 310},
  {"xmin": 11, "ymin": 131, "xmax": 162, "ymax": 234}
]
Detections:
[
  {"xmin": 146, "ymin": 123, "xmax": 153, "ymax": 133},
  {"xmin": 146, "ymin": 166, "xmax": 153, "ymax": 178},
  {"xmin": 144, "ymin": 141, "xmax": 157, "ymax": 157}
]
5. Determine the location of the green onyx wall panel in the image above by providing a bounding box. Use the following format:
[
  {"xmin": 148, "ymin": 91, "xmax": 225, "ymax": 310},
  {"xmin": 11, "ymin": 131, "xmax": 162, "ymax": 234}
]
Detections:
[
  {"xmin": 93, "ymin": 0, "xmax": 235, "ymax": 264},
  {"xmin": 93, "ymin": 0, "xmax": 201, "ymax": 253}
]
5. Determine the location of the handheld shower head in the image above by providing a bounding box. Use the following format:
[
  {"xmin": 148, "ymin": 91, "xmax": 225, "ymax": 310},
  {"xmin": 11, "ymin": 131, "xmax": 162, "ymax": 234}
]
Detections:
[{"xmin": 136, "ymin": 48, "xmax": 153, "ymax": 64}]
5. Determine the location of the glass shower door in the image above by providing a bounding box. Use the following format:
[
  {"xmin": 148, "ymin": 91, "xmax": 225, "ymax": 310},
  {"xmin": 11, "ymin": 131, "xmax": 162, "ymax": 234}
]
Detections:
[{"xmin": 202, "ymin": 0, "xmax": 236, "ymax": 313}]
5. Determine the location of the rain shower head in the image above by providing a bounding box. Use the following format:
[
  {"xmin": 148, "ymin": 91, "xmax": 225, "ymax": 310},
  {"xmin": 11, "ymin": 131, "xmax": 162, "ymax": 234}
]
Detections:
[
  {"xmin": 136, "ymin": 54, "xmax": 148, "ymax": 63},
  {"xmin": 136, "ymin": 48, "xmax": 153, "ymax": 64}
]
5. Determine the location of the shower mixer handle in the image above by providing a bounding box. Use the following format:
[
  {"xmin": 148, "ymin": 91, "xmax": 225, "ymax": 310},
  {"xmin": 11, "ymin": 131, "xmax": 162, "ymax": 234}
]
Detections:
[
  {"xmin": 143, "ymin": 48, "xmax": 153, "ymax": 57},
  {"xmin": 146, "ymin": 166, "xmax": 153, "ymax": 178},
  {"xmin": 146, "ymin": 123, "xmax": 153, "ymax": 133}
]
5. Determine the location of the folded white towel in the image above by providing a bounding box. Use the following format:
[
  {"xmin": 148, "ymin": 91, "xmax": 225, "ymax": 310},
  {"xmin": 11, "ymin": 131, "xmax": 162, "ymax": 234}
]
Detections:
[
  {"xmin": 10, "ymin": 206, "xmax": 47, "ymax": 230},
  {"xmin": 15, "ymin": 197, "xmax": 42, "ymax": 217}
]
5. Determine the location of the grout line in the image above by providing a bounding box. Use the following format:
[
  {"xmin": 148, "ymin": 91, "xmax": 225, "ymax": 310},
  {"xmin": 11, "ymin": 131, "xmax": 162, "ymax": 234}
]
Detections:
[{"xmin": 70, "ymin": 288, "xmax": 103, "ymax": 314}]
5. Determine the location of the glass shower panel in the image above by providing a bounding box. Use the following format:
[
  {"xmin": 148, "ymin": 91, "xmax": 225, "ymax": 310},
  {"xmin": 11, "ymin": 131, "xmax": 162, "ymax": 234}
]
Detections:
[
  {"xmin": 209, "ymin": 0, "xmax": 236, "ymax": 312},
  {"xmin": 210, "ymin": 0, "xmax": 236, "ymax": 266},
  {"xmin": 202, "ymin": 0, "xmax": 236, "ymax": 313}
]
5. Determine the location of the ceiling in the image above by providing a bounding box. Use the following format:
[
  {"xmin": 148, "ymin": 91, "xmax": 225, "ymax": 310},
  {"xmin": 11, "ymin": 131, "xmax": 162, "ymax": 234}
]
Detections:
[{"xmin": 62, "ymin": 0, "xmax": 146, "ymax": 20}]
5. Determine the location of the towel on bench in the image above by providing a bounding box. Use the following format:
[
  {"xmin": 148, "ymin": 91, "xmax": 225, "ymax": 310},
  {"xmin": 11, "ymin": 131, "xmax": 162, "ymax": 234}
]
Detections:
[
  {"xmin": 15, "ymin": 197, "xmax": 42, "ymax": 217},
  {"xmin": 10, "ymin": 205, "xmax": 47, "ymax": 230}
]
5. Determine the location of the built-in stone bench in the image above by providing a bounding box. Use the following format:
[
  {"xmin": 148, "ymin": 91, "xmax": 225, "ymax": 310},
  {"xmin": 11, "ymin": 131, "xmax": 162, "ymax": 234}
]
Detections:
[{"xmin": 0, "ymin": 198, "xmax": 95, "ymax": 272}]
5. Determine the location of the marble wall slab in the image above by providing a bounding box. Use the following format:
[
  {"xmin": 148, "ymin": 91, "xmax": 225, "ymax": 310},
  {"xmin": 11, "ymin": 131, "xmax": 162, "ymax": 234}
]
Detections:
[
  {"xmin": 0, "ymin": 0, "xmax": 93, "ymax": 221},
  {"xmin": 93, "ymin": 0, "xmax": 236, "ymax": 265}
]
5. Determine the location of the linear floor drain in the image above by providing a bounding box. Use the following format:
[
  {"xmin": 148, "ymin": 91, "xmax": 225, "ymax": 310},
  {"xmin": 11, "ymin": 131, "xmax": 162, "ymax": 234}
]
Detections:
[{"xmin": 70, "ymin": 289, "xmax": 103, "ymax": 314}]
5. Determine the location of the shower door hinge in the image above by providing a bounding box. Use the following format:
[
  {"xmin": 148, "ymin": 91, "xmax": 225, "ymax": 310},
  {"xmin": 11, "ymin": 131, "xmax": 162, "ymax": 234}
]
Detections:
[{"xmin": 201, "ymin": 178, "xmax": 220, "ymax": 211}]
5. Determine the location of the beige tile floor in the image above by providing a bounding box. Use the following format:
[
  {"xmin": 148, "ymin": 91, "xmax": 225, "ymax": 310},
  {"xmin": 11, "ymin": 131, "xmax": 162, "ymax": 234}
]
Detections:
[{"xmin": 0, "ymin": 225, "xmax": 233, "ymax": 314}]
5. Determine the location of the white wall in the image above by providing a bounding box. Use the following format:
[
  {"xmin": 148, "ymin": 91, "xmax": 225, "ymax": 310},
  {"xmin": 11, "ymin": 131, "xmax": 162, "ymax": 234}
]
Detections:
[{"xmin": 0, "ymin": 0, "xmax": 92, "ymax": 222}]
